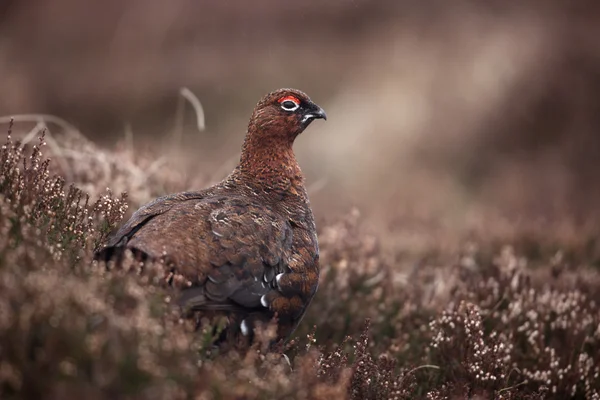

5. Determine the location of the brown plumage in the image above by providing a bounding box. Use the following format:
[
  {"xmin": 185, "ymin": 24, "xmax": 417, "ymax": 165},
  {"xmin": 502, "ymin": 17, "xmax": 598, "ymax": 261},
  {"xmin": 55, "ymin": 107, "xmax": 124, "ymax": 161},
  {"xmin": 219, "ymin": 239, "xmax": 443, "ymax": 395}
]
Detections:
[{"xmin": 96, "ymin": 88, "xmax": 326, "ymax": 345}]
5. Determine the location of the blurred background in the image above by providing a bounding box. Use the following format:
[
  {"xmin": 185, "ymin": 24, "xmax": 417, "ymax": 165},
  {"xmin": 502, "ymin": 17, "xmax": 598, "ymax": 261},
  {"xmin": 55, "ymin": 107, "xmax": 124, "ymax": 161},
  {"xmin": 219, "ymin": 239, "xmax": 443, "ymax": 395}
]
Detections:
[{"xmin": 1, "ymin": 0, "xmax": 600, "ymax": 247}]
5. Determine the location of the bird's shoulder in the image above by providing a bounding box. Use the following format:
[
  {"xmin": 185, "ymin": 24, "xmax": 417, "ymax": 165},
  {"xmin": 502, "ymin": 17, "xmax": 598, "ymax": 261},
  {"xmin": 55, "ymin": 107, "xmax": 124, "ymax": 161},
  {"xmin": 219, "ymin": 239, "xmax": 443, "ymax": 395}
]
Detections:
[{"xmin": 104, "ymin": 189, "xmax": 212, "ymax": 248}]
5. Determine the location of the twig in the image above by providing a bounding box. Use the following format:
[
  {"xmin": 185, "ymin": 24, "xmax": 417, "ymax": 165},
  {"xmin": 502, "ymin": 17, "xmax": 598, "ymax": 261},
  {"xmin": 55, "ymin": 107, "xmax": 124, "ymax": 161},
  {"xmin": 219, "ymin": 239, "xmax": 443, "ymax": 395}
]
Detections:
[
  {"xmin": 179, "ymin": 87, "xmax": 205, "ymax": 132},
  {"xmin": 504, "ymin": 367, "xmax": 521, "ymax": 388},
  {"xmin": 19, "ymin": 121, "xmax": 46, "ymax": 148},
  {"xmin": 170, "ymin": 87, "xmax": 205, "ymax": 154},
  {"xmin": 497, "ymin": 380, "xmax": 528, "ymax": 394},
  {"xmin": 399, "ymin": 364, "xmax": 440, "ymax": 385},
  {"xmin": 0, "ymin": 114, "xmax": 88, "ymax": 142}
]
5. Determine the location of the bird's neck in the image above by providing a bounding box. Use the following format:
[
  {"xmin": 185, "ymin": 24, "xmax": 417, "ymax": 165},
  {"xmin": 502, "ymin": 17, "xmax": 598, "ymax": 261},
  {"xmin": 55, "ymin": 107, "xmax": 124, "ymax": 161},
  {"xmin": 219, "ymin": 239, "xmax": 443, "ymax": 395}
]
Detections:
[{"xmin": 238, "ymin": 133, "xmax": 304, "ymax": 192}]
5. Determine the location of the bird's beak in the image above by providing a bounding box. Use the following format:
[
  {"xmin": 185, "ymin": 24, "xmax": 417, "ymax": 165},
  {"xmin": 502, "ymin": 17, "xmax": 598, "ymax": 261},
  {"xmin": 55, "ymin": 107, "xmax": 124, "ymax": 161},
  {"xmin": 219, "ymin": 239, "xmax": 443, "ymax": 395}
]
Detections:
[{"xmin": 302, "ymin": 104, "xmax": 327, "ymax": 124}]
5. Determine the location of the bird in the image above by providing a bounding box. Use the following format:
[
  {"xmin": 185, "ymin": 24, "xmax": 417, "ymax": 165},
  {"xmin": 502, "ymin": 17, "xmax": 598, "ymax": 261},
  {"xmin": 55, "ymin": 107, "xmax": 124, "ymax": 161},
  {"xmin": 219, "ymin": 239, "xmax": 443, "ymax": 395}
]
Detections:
[{"xmin": 96, "ymin": 88, "xmax": 327, "ymax": 347}]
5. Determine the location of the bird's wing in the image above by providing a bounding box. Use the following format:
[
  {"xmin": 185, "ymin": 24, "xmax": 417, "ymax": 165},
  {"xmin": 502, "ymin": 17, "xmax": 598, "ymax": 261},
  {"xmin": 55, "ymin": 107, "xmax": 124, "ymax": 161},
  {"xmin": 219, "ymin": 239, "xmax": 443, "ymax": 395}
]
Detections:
[
  {"xmin": 101, "ymin": 191, "xmax": 208, "ymax": 249},
  {"xmin": 102, "ymin": 194, "xmax": 295, "ymax": 314}
]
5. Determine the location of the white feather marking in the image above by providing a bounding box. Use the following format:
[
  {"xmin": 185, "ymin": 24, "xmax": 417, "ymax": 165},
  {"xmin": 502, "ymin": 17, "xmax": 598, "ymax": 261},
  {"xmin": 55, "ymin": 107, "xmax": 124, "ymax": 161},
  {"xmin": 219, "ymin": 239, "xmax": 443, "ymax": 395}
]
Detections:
[
  {"xmin": 276, "ymin": 273, "xmax": 284, "ymax": 288},
  {"xmin": 260, "ymin": 295, "xmax": 269, "ymax": 308},
  {"xmin": 212, "ymin": 230, "xmax": 223, "ymax": 238},
  {"xmin": 240, "ymin": 319, "xmax": 250, "ymax": 336}
]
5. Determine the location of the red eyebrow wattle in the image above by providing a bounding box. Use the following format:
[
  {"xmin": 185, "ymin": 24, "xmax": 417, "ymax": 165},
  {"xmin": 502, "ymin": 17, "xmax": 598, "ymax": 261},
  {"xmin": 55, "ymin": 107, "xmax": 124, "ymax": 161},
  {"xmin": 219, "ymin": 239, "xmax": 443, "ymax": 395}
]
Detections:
[{"xmin": 278, "ymin": 95, "xmax": 300, "ymax": 104}]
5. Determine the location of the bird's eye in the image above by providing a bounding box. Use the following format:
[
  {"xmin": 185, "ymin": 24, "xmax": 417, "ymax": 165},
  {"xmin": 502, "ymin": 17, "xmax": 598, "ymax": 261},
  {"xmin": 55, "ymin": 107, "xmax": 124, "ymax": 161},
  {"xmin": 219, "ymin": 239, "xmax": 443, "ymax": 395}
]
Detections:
[{"xmin": 280, "ymin": 100, "xmax": 300, "ymax": 112}]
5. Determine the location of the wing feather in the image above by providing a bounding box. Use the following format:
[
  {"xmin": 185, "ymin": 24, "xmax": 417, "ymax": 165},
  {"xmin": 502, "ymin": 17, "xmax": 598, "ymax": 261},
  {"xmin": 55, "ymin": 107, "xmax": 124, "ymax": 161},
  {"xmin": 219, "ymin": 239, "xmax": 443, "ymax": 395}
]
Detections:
[{"xmin": 97, "ymin": 192, "xmax": 294, "ymax": 315}]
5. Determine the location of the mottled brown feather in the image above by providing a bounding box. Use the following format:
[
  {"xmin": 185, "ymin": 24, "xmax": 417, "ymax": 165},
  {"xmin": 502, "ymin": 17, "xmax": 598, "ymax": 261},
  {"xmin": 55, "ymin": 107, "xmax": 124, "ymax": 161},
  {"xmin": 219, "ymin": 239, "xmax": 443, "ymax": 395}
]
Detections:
[{"xmin": 96, "ymin": 88, "xmax": 326, "ymax": 345}]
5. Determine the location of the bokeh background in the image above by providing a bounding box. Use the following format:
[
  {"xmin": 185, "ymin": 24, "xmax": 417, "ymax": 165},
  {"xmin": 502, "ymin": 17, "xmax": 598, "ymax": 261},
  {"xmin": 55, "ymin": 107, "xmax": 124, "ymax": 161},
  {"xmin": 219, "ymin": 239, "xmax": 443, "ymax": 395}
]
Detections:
[{"xmin": 2, "ymin": 0, "xmax": 600, "ymax": 246}]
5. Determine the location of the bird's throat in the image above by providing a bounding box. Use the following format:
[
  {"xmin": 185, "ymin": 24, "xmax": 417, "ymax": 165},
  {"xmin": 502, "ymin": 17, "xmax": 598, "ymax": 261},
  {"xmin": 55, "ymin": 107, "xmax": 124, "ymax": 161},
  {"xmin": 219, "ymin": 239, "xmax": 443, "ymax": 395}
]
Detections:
[{"xmin": 239, "ymin": 137, "xmax": 304, "ymax": 191}]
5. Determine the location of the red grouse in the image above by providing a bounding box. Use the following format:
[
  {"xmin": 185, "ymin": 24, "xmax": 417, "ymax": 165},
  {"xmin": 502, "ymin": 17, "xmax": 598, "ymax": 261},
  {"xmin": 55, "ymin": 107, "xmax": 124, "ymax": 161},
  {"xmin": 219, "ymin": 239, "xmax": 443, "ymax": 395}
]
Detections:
[{"xmin": 97, "ymin": 88, "xmax": 326, "ymax": 345}]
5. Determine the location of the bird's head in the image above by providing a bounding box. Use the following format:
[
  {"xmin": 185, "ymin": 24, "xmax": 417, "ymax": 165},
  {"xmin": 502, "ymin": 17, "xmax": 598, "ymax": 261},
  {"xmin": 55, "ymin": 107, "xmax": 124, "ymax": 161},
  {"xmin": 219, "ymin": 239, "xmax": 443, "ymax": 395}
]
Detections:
[{"xmin": 248, "ymin": 88, "xmax": 327, "ymax": 144}]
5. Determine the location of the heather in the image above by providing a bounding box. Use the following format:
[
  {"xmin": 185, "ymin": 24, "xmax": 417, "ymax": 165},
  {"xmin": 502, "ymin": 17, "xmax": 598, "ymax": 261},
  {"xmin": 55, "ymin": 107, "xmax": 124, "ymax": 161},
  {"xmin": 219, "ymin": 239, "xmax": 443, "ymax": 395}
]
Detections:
[{"xmin": 0, "ymin": 121, "xmax": 598, "ymax": 400}]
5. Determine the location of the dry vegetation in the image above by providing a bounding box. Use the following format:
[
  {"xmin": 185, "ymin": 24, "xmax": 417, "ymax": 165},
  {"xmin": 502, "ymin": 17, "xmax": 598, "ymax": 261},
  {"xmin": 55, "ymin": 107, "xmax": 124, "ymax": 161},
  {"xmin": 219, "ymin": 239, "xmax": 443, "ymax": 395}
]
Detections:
[{"xmin": 0, "ymin": 119, "xmax": 599, "ymax": 400}]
